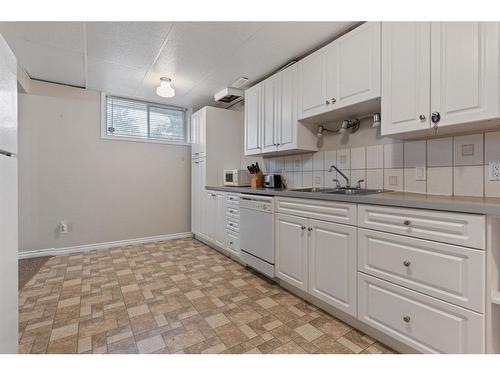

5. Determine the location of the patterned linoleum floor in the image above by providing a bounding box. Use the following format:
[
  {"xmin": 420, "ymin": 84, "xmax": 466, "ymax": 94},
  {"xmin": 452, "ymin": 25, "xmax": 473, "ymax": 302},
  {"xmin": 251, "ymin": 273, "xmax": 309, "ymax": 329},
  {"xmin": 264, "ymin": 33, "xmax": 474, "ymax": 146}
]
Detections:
[{"xmin": 18, "ymin": 237, "xmax": 395, "ymax": 354}]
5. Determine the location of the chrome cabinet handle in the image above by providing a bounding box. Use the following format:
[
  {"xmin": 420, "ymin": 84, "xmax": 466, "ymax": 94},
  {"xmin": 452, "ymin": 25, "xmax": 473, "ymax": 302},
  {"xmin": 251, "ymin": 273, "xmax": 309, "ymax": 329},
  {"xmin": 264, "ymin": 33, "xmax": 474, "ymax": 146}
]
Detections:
[
  {"xmin": 301, "ymin": 225, "xmax": 306, "ymax": 230},
  {"xmin": 325, "ymin": 100, "xmax": 330, "ymax": 105},
  {"xmin": 331, "ymin": 98, "xmax": 336, "ymax": 104},
  {"xmin": 403, "ymin": 220, "xmax": 411, "ymax": 226},
  {"xmin": 308, "ymin": 227, "xmax": 313, "ymax": 232},
  {"xmin": 403, "ymin": 316, "xmax": 411, "ymax": 323},
  {"xmin": 403, "ymin": 260, "xmax": 411, "ymax": 267},
  {"xmin": 229, "ymin": 241, "xmax": 233, "ymax": 245},
  {"xmin": 419, "ymin": 114, "xmax": 426, "ymax": 121}
]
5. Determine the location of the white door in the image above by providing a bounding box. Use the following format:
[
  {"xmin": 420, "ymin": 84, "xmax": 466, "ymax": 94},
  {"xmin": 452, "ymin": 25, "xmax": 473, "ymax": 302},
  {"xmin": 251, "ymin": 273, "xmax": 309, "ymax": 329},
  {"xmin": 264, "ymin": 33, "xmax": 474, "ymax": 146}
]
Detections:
[
  {"xmin": 308, "ymin": 219, "xmax": 357, "ymax": 316},
  {"xmin": 297, "ymin": 48, "xmax": 328, "ymax": 120},
  {"xmin": 277, "ymin": 64, "xmax": 296, "ymax": 151},
  {"xmin": 331, "ymin": 22, "xmax": 381, "ymax": 109},
  {"xmin": 244, "ymin": 85, "xmax": 261, "ymax": 155},
  {"xmin": 431, "ymin": 22, "xmax": 500, "ymax": 128},
  {"xmin": 191, "ymin": 158, "xmax": 206, "ymax": 236},
  {"xmin": 200, "ymin": 190, "xmax": 212, "ymax": 240},
  {"xmin": 381, "ymin": 22, "xmax": 431, "ymax": 136},
  {"xmin": 275, "ymin": 213, "xmax": 309, "ymax": 292},
  {"xmin": 261, "ymin": 78, "xmax": 277, "ymax": 153}
]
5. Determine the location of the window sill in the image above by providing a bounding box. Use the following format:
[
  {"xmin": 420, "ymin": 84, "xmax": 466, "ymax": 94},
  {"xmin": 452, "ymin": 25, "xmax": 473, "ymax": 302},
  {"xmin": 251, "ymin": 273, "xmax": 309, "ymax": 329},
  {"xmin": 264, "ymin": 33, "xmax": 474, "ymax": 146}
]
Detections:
[{"xmin": 101, "ymin": 134, "xmax": 192, "ymax": 147}]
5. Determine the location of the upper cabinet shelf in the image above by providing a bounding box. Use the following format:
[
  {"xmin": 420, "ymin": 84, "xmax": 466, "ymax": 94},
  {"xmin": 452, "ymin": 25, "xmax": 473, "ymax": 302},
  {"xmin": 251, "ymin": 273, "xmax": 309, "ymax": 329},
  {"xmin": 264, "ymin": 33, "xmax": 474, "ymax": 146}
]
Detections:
[{"xmin": 382, "ymin": 22, "xmax": 500, "ymax": 137}]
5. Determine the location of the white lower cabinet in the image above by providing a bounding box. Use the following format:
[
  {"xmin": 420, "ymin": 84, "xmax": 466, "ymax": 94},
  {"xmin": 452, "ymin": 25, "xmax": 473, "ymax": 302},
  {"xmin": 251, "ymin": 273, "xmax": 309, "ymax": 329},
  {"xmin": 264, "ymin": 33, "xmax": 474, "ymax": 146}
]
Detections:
[
  {"xmin": 276, "ymin": 211, "xmax": 357, "ymax": 316},
  {"xmin": 204, "ymin": 190, "xmax": 225, "ymax": 248},
  {"xmin": 358, "ymin": 273, "xmax": 484, "ymax": 354},
  {"xmin": 309, "ymin": 219, "xmax": 357, "ymax": 315},
  {"xmin": 276, "ymin": 213, "xmax": 309, "ymax": 292}
]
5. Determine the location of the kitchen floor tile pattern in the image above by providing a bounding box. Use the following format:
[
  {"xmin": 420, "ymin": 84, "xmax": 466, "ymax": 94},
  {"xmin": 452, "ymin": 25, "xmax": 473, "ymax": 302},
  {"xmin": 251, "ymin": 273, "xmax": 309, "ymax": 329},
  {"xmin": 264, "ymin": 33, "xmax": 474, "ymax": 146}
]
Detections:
[{"xmin": 18, "ymin": 238, "xmax": 395, "ymax": 354}]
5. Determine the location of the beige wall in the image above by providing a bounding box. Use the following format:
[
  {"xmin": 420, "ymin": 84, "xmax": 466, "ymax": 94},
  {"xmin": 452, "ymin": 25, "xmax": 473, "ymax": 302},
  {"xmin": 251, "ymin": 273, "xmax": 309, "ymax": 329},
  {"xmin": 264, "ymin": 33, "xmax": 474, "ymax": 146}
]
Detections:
[{"xmin": 18, "ymin": 81, "xmax": 191, "ymax": 253}]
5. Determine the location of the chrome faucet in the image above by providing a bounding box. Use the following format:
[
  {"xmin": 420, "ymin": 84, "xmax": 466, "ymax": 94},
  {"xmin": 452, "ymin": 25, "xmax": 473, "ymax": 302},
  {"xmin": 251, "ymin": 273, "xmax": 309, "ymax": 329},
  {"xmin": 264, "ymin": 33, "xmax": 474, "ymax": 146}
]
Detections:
[{"xmin": 328, "ymin": 165, "xmax": 350, "ymax": 187}]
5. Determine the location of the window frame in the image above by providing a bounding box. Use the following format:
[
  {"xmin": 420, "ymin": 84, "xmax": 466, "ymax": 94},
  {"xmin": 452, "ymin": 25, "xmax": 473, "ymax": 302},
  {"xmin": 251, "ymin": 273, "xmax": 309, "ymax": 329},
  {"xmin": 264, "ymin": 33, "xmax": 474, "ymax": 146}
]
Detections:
[{"xmin": 100, "ymin": 93, "xmax": 191, "ymax": 146}]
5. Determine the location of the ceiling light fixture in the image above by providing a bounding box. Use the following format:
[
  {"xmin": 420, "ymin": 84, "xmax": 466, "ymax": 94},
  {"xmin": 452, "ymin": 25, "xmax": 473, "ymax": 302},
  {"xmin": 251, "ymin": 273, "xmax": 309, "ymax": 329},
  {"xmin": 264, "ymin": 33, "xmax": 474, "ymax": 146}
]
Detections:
[{"xmin": 156, "ymin": 77, "xmax": 175, "ymax": 98}]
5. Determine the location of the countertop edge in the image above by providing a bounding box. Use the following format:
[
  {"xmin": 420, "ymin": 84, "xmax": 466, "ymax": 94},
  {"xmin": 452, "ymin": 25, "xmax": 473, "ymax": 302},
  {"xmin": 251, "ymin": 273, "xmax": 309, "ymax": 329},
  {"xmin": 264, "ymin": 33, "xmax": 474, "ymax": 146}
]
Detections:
[{"xmin": 206, "ymin": 185, "xmax": 500, "ymax": 216}]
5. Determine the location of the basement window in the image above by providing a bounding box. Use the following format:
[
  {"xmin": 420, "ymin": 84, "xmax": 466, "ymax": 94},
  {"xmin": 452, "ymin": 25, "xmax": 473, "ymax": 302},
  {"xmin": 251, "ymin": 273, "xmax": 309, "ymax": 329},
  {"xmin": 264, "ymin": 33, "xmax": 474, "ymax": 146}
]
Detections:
[{"xmin": 102, "ymin": 94, "xmax": 188, "ymax": 145}]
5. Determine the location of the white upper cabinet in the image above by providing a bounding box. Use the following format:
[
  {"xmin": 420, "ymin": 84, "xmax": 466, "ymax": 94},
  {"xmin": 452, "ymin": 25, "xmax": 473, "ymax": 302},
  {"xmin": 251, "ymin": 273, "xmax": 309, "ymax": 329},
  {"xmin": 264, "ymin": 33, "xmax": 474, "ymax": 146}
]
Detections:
[
  {"xmin": 382, "ymin": 22, "xmax": 500, "ymax": 136},
  {"xmin": 244, "ymin": 84, "xmax": 262, "ymax": 155},
  {"xmin": 191, "ymin": 108, "xmax": 206, "ymax": 158},
  {"xmin": 298, "ymin": 22, "xmax": 381, "ymax": 121},
  {"xmin": 381, "ymin": 22, "xmax": 431, "ymax": 136},
  {"xmin": 298, "ymin": 48, "xmax": 329, "ymax": 119},
  {"xmin": 261, "ymin": 76, "xmax": 277, "ymax": 153},
  {"xmin": 329, "ymin": 22, "xmax": 381, "ymax": 110},
  {"xmin": 244, "ymin": 63, "xmax": 316, "ymax": 156},
  {"xmin": 430, "ymin": 22, "xmax": 500, "ymax": 128}
]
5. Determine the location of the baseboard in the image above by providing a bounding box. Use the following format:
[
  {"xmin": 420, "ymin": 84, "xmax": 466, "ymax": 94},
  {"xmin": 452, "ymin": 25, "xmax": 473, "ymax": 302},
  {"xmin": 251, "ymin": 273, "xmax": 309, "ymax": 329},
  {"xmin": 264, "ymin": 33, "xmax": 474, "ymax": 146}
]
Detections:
[{"xmin": 18, "ymin": 232, "xmax": 193, "ymax": 259}]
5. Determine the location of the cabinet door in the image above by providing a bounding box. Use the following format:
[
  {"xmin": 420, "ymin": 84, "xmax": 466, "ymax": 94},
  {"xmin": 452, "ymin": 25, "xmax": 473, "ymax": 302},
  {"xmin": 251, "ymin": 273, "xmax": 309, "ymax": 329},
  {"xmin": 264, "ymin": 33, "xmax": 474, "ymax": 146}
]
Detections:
[
  {"xmin": 215, "ymin": 193, "xmax": 226, "ymax": 248},
  {"xmin": 262, "ymin": 78, "xmax": 277, "ymax": 153},
  {"xmin": 203, "ymin": 191, "xmax": 216, "ymax": 241},
  {"xmin": 309, "ymin": 219, "xmax": 357, "ymax": 316},
  {"xmin": 275, "ymin": 213, "xmax": 309, "ymax": 292},
  {"xmin": 244, "ymin": 84, "xmax": 262, "ymax": 155},
  {"xmin": 192, "ymin": 159, "xmax": 206, "ymax": 237},
  {"xmin": 298, "ymin": 48, "xmax": 328, "ymax": 120},
  {"xmin": 381, "ymin": 22, "xmax": 431, "ymax": 136},
  {"xmin": 431, "ymin": 22, "xmax": 500, "ymax": 128},
  {"xmin": 277, "ymin": 64, "xmax": 297, "ymax": 151},
  {"xmin": 190, "ymin": 111, "xmax": 200, "ymax": 157},
  {"xmin": 331, "ymin": 22, "xmax": 381, "ymax": 109},
  {"xmin": 191, "ymin": 161, "xmax": 199, "ymax": 234}
]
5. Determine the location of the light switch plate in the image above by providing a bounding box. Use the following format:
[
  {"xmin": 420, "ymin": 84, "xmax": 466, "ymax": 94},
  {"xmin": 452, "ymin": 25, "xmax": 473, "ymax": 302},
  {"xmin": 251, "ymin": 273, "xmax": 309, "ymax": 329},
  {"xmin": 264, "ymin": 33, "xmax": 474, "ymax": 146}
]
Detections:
[
  {"xmin": 489, "ymin": 161, "xmax": 500, "ymax": 181},
  {"xmin": 415, "ymin": 165, "xmax": 426, "ymax": 181}
]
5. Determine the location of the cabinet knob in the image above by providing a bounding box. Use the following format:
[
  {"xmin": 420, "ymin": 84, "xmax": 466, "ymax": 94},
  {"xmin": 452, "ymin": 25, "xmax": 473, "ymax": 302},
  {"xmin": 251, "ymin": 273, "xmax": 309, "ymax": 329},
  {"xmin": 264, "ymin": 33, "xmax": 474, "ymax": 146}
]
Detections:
[
  {"xmin": 331, "ymin": 98, "xmax": 336, "ymax": 104},
  {"xmin": 301, "ymin": 225, "xmax": 306, "ymax": 230},
  {"xmin": 229, "ymin": 241, "xmax": 233, "ymax": 245},
  {"xmin": 403, "ymin": 220, "xmax": 411, "ymax": 226},
  {"xmin": 403, "ymin": 316, "xmax": 411, "ymax": 323},
  {"xmin": 431, "ymin": 111, "xmax": 441, "ymax": 124},
  {"xmin": 403, "ymin": 260, "xmax": 411, "ymax": 267},
  {"xmin": 308, "ymin": 227, "xmax": 313, "ymax": 232},
  {"xmin": 325, "ymin": 100, "xmax": 330, "ymax": 105},
  {"xmin": 419, "ymin": 114, "xmax": 426, "ymax": 121}
]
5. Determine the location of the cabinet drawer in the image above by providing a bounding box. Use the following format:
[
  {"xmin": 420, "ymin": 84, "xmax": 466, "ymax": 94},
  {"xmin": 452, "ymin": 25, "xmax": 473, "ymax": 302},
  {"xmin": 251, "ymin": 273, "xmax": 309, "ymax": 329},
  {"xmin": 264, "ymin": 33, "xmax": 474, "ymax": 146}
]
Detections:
[
  {"xmin": 227, "ymin": 230, "xmax": 240, "ymax": 256},
  {"xmin": 226, "ymin": 206, "xmax": 239, "ymax": 219},
  {"xmin": 276, "ymin": 197, "xmax": 356, "ymax": 225},
  {"xmin": 226, "ymin": 218, "xmax": 239, "ymax": 232},
  {"xmin": 358, "ymin": 273, "xmax": 484, "ymax": 353},
  {"xmin": 358, "ymin": 229, "xmax": 485, "ymax": 312},
  {"xmin": 226, "ymin": 193, "xmax": 240, "ymax": 206},
  {"xmin": 358, "ymin": 204, "xmax": 485, "ymax": 249}
]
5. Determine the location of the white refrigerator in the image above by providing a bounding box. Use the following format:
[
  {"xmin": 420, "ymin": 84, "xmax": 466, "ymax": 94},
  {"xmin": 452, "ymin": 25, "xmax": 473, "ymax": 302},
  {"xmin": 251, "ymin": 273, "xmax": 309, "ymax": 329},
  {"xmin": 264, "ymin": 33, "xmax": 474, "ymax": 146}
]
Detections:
[{"xmin": 0, "ymin": 34, "xmax": 18, "ymax": 353}]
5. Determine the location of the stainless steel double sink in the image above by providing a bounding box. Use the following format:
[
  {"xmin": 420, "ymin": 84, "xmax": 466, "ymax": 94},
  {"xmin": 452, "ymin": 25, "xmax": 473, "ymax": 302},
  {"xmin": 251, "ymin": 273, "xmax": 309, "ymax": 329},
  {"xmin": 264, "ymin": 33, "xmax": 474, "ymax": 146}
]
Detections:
[{"xmin": 291, "ymin": 187, "xmax": 389, "ymax": 195}]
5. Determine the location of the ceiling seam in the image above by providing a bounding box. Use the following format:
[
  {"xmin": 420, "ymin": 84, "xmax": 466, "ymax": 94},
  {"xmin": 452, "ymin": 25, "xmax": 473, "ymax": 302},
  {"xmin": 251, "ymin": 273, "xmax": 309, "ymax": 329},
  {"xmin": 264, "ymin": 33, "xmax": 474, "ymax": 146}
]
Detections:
[
  {"xmin": 82, "ymin": 22, "xmax": 88, "ymax": 89},
  {"xmin": 133, "ymin": 22, "xmax": 176, "ymax": 97}
]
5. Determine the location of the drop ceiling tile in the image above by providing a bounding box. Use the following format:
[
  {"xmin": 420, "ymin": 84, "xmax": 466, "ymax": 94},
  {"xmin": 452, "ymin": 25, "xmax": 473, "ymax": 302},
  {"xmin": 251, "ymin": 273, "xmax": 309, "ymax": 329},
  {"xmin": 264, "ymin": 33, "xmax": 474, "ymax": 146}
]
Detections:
[
  {"xmin": 0, "ymin": 21, "xmax": 84, "ymax": 52},
  {"xmin": 6, "ymin": 37, "xmax": 84, "ymax": 87},
  {"xmin": 86, "ymin": 57, "xmax": 147, "ymax": 96},
  {"xmin": 85, "ymin": 22, "xmax": 173, "ymax": 69}
]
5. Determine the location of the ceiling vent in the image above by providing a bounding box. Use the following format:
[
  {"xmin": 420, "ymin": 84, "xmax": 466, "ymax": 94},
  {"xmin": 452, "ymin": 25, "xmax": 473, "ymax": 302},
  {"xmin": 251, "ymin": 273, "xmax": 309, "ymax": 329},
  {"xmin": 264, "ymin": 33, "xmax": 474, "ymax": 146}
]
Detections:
[{"xmin": 214, "ymin": 87, "xmax": 243, "ymax": 103}]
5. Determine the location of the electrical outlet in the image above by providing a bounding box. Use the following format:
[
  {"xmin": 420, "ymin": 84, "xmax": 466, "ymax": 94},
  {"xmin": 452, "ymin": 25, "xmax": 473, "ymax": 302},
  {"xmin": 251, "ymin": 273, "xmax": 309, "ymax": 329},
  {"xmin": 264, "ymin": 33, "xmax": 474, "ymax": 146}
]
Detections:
[
  {"xmin": 489, "ymin": 161, "xmax": 500, "ymax": 181},
  {"xmin": 59, "ymin": 221, "xmax": 68, "ymax": 234}
]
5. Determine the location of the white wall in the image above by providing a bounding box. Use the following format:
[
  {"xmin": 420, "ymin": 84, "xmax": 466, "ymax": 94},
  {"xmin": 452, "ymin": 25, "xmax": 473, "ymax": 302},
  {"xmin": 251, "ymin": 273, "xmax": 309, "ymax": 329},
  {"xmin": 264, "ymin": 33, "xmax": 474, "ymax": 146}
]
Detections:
[{"xmin": 18, "ymin": 81, "xmax": 191, "ymax": 253}]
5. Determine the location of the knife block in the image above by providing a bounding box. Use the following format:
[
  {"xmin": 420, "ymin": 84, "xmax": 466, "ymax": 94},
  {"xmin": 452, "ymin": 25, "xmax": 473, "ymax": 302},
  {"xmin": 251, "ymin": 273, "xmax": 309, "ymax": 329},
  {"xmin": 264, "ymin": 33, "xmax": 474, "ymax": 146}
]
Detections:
[{"xmin": 250, "ymin": 172, "xmax": 264, "ymax": 188}]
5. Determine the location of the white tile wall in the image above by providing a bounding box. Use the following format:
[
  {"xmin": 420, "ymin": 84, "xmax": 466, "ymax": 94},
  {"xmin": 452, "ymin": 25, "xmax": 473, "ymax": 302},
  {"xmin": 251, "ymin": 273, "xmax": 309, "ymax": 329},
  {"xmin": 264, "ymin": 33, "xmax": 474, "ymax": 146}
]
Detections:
[
  {"xmin": 337, "ymin": 149, "xmax": 351, "ymax": 170},
  {"xmin": 427, "ymin": 137, "xmax": 453, "ymax": 167},
  {"xmin": 366, "ymin": 145, "xmax": 384, "ymax": 169},
  {"xmin": 404, "ymin": 140, "xmax": 426, "ymax": 168},
  {"xmin": 263, "ymin": 130, "xmax": 500, "ymax": 197},
  {"xmin": 454, "ymin": 166, "xmax": 484, "ymax": 197},
  {"xmin": 384, "ymin": 143, "xmax": 404, "ymax": 169},
  {"xmin": 351, "ymin": 169, "xmax": 366, "ymax": 188},
  {"xmin": 350, "ymin": 147, "xmax": 366, "ymax": 170},
  {"xmin": 427, "ymin": 167, "xmax": 453, "ymax": 196},
  {"xmin": 453, "ymin": 134, "xmax": 484, "ymax": 166}
]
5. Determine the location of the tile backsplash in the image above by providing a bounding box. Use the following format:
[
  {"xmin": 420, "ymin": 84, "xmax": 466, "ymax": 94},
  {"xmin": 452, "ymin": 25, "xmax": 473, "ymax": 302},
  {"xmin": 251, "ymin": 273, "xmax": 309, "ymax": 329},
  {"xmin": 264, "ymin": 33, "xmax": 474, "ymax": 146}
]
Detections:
[{"xmin": 263, "ymin": 130, "xmax": 500, "ymax": 198}]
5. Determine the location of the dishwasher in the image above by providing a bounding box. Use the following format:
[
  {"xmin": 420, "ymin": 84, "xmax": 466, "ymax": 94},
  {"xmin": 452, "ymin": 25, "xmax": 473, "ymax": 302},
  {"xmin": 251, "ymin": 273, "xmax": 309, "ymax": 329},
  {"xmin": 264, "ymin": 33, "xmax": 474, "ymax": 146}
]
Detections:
[{"xmin": 239, "ymin": 194, "xmax": 275, "ymax": 279}]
